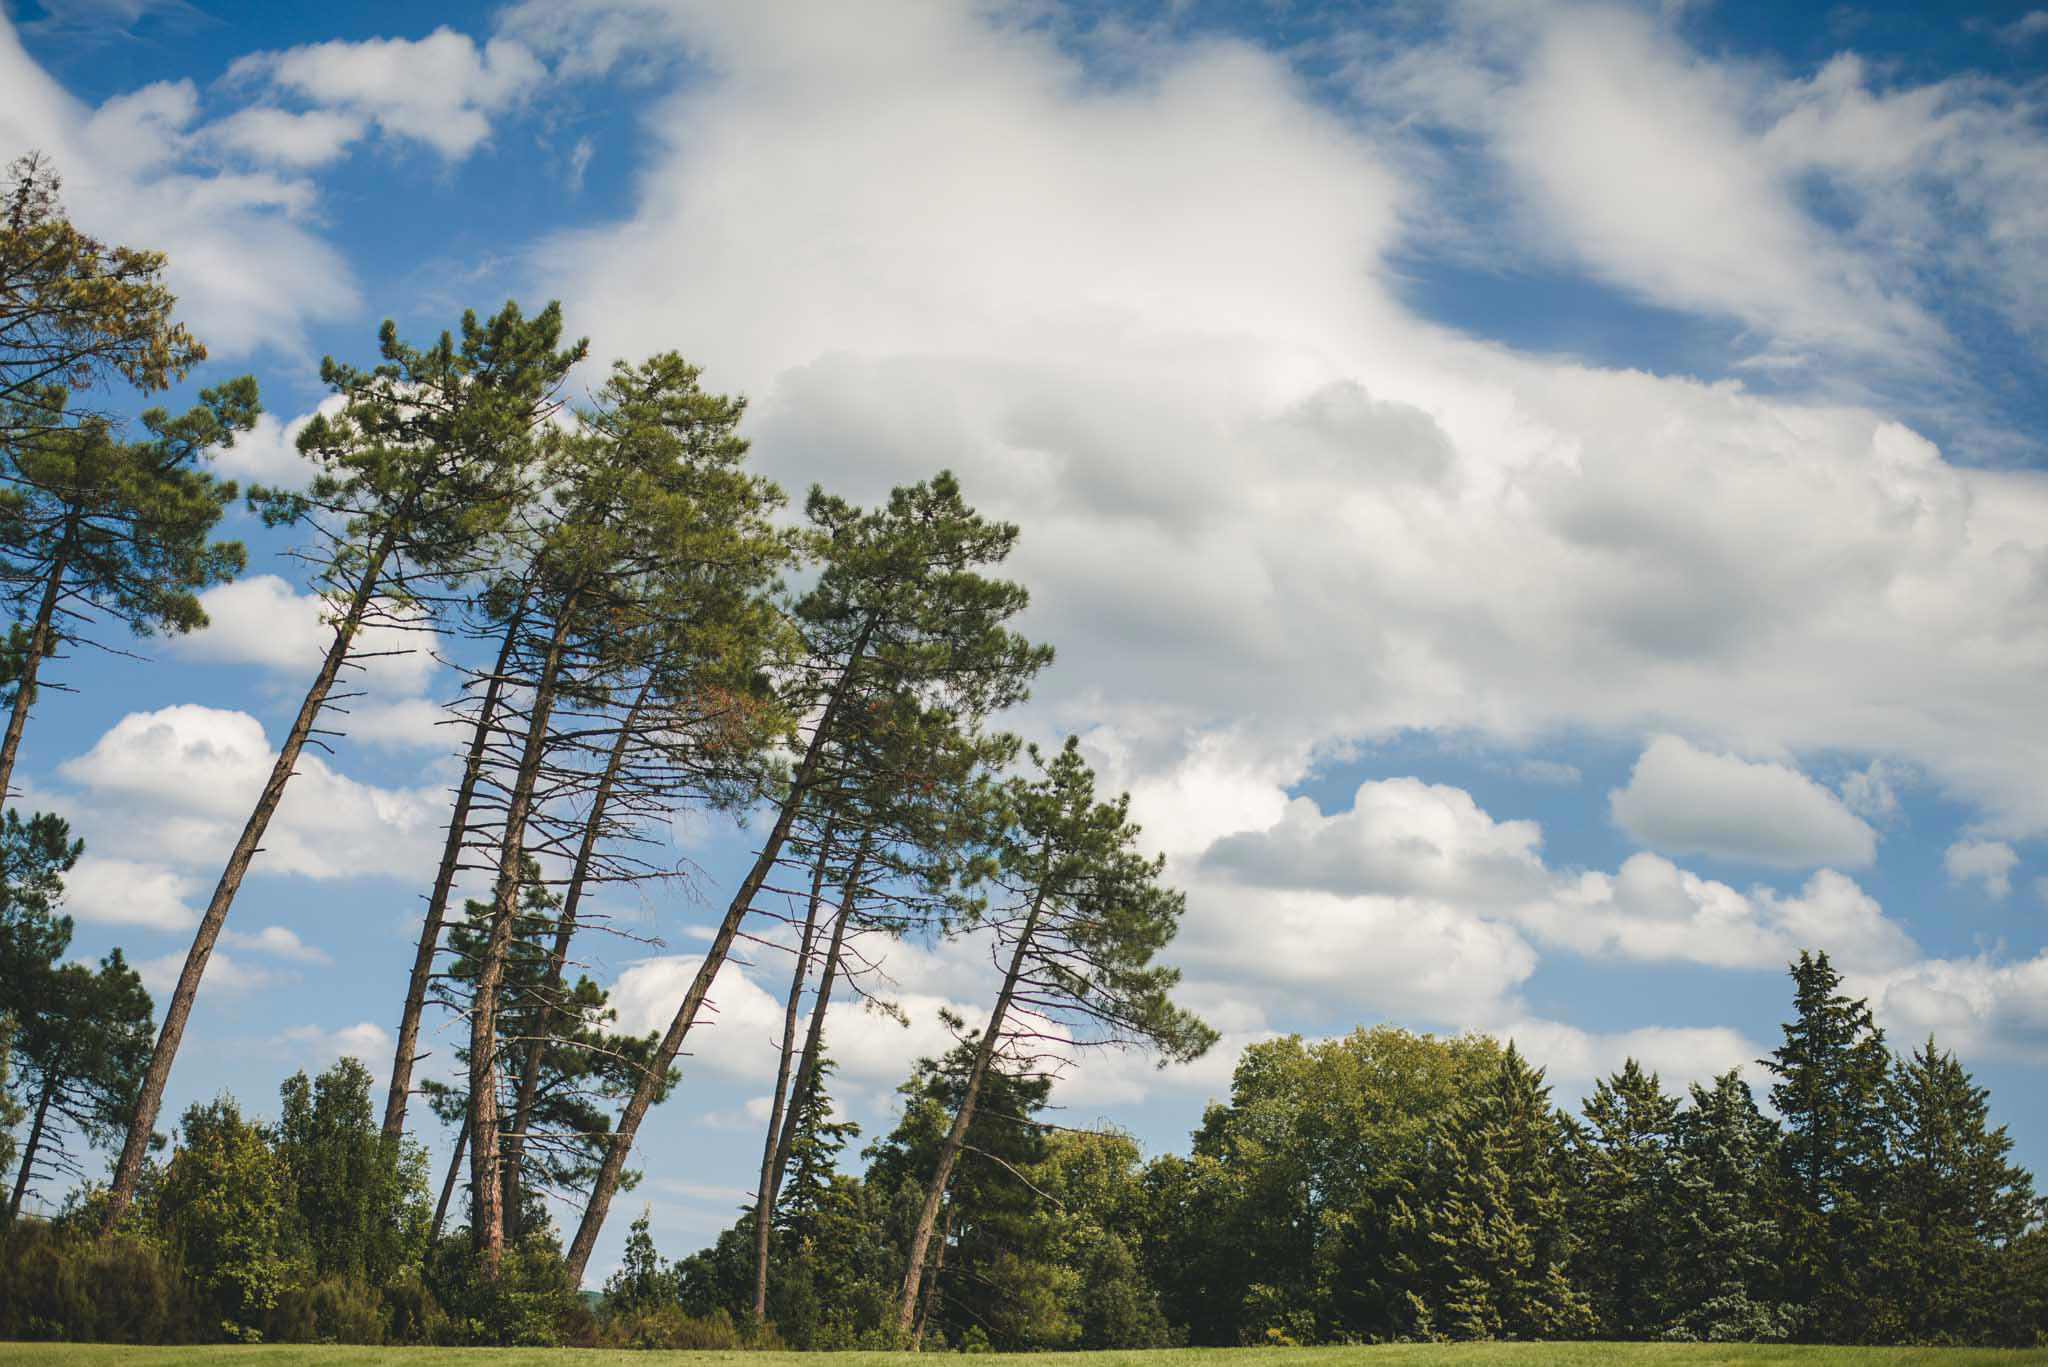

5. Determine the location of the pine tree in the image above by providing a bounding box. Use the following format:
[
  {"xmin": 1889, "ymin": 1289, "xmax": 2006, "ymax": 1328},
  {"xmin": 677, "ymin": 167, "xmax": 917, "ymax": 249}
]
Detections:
[
  {"xmin": 7, "ymin": 947, "xmax": 153, "ymax": 1219},
  {"xmin": 424, "ymin": 864, "xmax": 675, "ymax": 1245},
  {"xmin": 1764, "ymin": 950, "xmax": 1892, "ymax": 1341},
  {"xmin": 105, "ymin": 301, "xmax": 584, "ymax": 1229},
  {"xmin": 1568, "ymin": 1059, "xmax": 1679, "ymax": 1337},
  {"xmin": 1383, "ymin": 1044, "xmax": 1592, "ymax": 1341},
  {"xmin": 0, "ymin": 377, "xmax": 255, "ymax": 806},
  {"xmin": 567, "ymin": 471, "xmax": 1048, "ymax": 1283},
  {"xmin": 1881, "ymin": 1036, "xmax": 2037, "ymax": 1343},
  {"xmin": 895, "ymin": 738, "xmax": 1215, "ymax": 1334},
  {"xmin": 1662, "ymin": 1070, "xmax": 1793, "ymax": 1342},
  {"xmin": 0, "ymin": 153, "xmax": 205, "ymax": 446}
]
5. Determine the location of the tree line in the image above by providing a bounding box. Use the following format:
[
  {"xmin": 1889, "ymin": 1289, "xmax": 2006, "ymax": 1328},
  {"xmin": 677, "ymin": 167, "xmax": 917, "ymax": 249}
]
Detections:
[
  {"xmin": 0, "ymin": 149, "xmax": 1211, "ymax": 1341},
  {"xmin": 0, "ymin": 149, "xmax": 2043, "ymax": 1350}
]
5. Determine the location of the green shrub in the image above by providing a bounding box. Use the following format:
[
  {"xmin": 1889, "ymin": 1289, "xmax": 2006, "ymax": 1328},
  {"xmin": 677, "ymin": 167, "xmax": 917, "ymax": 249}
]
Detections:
[{"xmin": 0, "ymin": 1219, "xmax": 206, "ymax": 1343}]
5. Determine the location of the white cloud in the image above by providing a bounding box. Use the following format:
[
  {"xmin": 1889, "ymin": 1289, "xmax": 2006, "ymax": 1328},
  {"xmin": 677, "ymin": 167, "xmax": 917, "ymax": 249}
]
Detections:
[
  {"xmin": 206, "ymin": 106, "xmax": 366, "ymax": 169},
  {"xmin": 138, "ymin": 948, "xmax": 271, "ymax": 996},
  {"xmin": 1839, "ymin": 758, "xmax": 1908, "ymax": 822},
  {"xmin": 0, "ymin": 15, "xmax": 356, "ymax": 357},
  {"xmin": 270, "ymin": 1022, "xmax": 393, "ymax": 1081},
  {"xmin": 1204, "ymin": 777, "xmax": 1548, "ymax": 900},
  {"xmin": 1528, "ymin": 856, "xmax": 1917, "ymax": 976},
  {"xmin": 56, "ymin": 704, "xmax": 444, "ymax": 881},
  {"xmin": 1853, "ymin": 951, "xmax": 2048, "ymax": 1062},
  {"xmin": 1610, "ymin": 735, "xmax": 1878, "ymax": 869},
  {"xmin": 496, "ymin": 0, "xmax": 2048, "ymax": 866},
  {"xmin": 63, "ymin": 856, "xmax": 200, "ymax": 932},
  {"xmin": 225, "ymin": 27, "xmax": 546, "ymax": 161},
  {"xmin": 222, "ymin": 925, "xmax": 330, "ymax": 963},
  {"xmin": 1946, "ymin": 838, "xmax": 2019, "ymax": 900},
  {"xmin": 1997, "ymin": 12, "xmax": 2048, "ymax": 45}
]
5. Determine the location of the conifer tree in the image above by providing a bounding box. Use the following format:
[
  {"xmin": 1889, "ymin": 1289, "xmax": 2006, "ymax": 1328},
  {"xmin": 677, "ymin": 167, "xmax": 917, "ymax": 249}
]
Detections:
[
  {"xmin": 1661, "ymin": 1070, "xmax": 1793, "ymax": 1342},
  {"xmin": 0, "ymin": 153, "xmax": 205, "ymax": 443},
  {"xmin": 1568, "ymin": 1059, "xmax": 1679, "ymax": 1338},
  {"xmin": 1881, "ymin": 1036, "xmax": 2037, "ymax": 1343},
  {"xmin": 0, "ymin": 379, "xmax": 255, "ymax": 805},
  {"xmin": 566, "ymin": 472, "xmax": 1047, "ymax": 1283},
  {"xmin": 6, "ymin": 947, "xmax": 152, "ymax": 1219},
  {"xmin": 459, "ymin": 353, "xmax": 784, "ymax": 1275},
  {"xmin": 894, "ymin": 737, "xmax": 1215, "ymax": 1334},
  {"xmin": 1381, "ymin": 1044, "xmax": 1592, "ymax": 1341},
  {"xmin": 104, "ymin": 300, "xmax": 585, "ymax": 1228},
  {"xmin": 1764, "ymin": 950, "xmax": 1893, "ymax": 1341},
  {"xmin": 424, "ymin": 866, "xmax": 675, "ymax": 1247}
]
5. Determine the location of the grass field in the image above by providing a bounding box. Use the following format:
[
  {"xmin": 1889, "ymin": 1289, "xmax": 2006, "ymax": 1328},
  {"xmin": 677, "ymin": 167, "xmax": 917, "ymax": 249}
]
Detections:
[{"xmin": 0, "ymin": 1346, "xmax": 2043, "ymax": 1366}]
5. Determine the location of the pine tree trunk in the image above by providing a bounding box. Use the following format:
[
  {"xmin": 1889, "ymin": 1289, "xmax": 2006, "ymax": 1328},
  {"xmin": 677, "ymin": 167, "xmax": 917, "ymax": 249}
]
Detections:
[
  {"xmin": 430, "ymin": 1111, "xmax": 471, "ymax": 1246},
  {"xmin": 750, "ymin": 810, "xmax": 838, "ymax": 1319},
  {"xmin": 895, "ymin": 880, "xmax": 1048, "ymax": 1335},
  {"xmin": 471, "ymin": 601, "xmax": 577, "ymax": 1278},
  {"xmin": 563, "ymin": 619, "xmax": 877, "ymax": 1285},
  {"xmin": 0, "ymin": 531, "xmax": 72, "ymax": 805},
  {"xmin": 912, "ymin": 1203, "xmax": 953, "ymax": 1349},
  {"xmin": 768, "ymin": 833, "xmax": 868, "ymax": 1206},
  {"xmin": 503, "ymin": 672, "xmax": 653, "ymax": 1215},
  {"xmin": 383, "ymin": 603, "xmax": 527, "ymax": 1144},
  {"xmin": 6, "ymin": 1079, "xmax": 53, "ymax": 1221},
  {"xmin": 103, "ymin": 527, "xmax": 400, "ymax": 1231}
]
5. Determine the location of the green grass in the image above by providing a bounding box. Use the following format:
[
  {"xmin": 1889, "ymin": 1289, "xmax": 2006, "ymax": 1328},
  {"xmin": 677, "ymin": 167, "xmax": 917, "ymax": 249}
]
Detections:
[{"xmin": 0, "ymin": 1347, "xmax": 2043, "ymax": 1366}]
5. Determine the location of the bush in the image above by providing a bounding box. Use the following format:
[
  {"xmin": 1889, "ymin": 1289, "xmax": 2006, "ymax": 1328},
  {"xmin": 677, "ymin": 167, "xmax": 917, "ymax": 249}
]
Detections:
[
  {"xmin": 423, "ymin": 1233, "xmax": 583, "ymax": 1346},
  {"xmin": 0, "ymin": 1219, "xmax": 207, "ymax": 1343},
  {"xmin": 266, "ymin": 1274, "xmax": 389, "ymax": 1344}
]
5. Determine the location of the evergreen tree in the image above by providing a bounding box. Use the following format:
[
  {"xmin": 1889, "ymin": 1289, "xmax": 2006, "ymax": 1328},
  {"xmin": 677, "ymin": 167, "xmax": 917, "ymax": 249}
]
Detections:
[
  {"xmin": 0, "ymin": 807, "xmax": 79, "ymax": 1017},
  {"xmin": 0, "ymin": 153, "xmax": 205, "ymax": 446},
  {"xmin": 1881, "ymin": 1036, "xmax": 2037, "ymax": 1344},
  {"xmin": 1764, "ymin": 950, "xmax": 1892, "ymax": 1341},
  {"xmin": 1567, "ymin": 1059, "xmax": 1679, "ymax": 1338},
  {"xmin": 895, "ymin": 738, "xmax": 1215, "ymax": 1334},
  {"xmin": 7, "ymin": 947, "xmax": 153, "ymax": 1219},
  {"xmin": 603, "ymin": 1210, "xmax": 679, "ymax": 1314},
  {"xmin": 424, "ymin": 865, "xmax": 675, "ymax": 1245},
  {"xmin": 1662, "ymin": 1071, "xmax": 1793, "ymax": 1342},
  {"xmin": 0, "ymin": 377, "xmax": 255, "ymax": 806},
  {"xmin": 106, "ymin": 301, "xmax": 585, "ymax": 1229},
  {"xmin": 569, "ymin": 471, "xmax": 1048, "ymax": 1283},
  {"xmin": 1381, "ymin": 1044, "xmax": 1592, "ymax": 1341}
]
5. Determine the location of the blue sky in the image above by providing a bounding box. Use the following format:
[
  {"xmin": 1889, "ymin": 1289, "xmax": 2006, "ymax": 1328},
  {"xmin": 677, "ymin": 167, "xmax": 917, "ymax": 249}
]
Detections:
[{"xmin": 4, "ymin": 0, "xmax": 2048, "ymax": 1280}]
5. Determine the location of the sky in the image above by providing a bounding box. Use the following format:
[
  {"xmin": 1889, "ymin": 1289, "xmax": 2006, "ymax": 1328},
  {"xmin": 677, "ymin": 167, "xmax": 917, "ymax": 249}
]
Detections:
[{"xmin": 3, "ymin": 0, "xmax": 2048, "ymax": 1282}]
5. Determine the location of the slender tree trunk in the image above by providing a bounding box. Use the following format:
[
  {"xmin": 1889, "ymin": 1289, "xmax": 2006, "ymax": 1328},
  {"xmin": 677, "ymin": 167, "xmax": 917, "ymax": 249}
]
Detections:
[
  {"xmin": 503, "ymin": 672, "xmax": 653, "ymax": 1224},
  {"xmin": 383, "ymin": 603, "xmax": 527, "ymax": 1144},
  {"xmin": 471, "ymin": 602, "xmax": 577, "ymax": 1277},
  {"xmin": 895, "ymin": 881, "xmax": 1049, "ymax": 1335},
  {"xmin": 430, "ymin": 1112, "xmax": 471, "ymax": 1246},
  {"xmin": 912, "ymin": 1203, "xmax": 953, "ymax": 1349},
  {"xmin": 768, "ymin": 833, "xmax": 869, "ymax": 1206},
  {"xmin": 564, "ymin": 620, "xmax": 877, "ymax": 1285},
  {"xmin": 750, "ymin": 810, "xmax": 838, "ymax": 1319},
  {"xmin": 0, "ymin": 533, "xmax": 71, "ymax": 804},
  {"xmin": 6, "ymin": 1079, "xmax": 53, "ymax": 1221},
  {"xmin": 104, "ymin": 528, "xmax": 400, "ymax": 1231}
]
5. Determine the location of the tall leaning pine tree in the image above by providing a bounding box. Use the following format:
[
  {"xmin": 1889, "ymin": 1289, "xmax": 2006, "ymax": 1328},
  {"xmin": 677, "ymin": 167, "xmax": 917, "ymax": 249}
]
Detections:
[
  {"xmin": 565, "ymin": 472, "xmax": 1047, "ymax": 1284},
  {"xmin": 0, "ymin": 380, "xmax": 255, "ymax": 805},
  {"xmin": 103, "ymin": 302, "xmax": 584, "ymax": 1227},
  {"xmin": 895, "ymin": 736, "xmax": 1216, "ymax": 1335}
]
